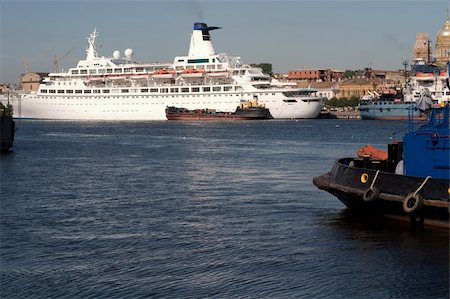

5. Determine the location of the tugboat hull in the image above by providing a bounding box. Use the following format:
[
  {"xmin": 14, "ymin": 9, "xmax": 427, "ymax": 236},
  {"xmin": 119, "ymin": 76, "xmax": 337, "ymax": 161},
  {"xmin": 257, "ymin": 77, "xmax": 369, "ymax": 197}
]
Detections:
[
  {"xmin": 313, "ymin": 158, "xmax": 450, "ymax": 228},
  {"xmin": 0, "ymin": 114, "xmax": 15, "ymax": 153}
]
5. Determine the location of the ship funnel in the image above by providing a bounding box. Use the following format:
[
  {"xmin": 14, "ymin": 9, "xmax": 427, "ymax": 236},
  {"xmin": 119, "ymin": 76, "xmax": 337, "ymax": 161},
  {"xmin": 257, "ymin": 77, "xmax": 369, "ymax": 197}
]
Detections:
[{"xmin": 188, "ymin": 22, "xmax": 221, "ymax": 57}]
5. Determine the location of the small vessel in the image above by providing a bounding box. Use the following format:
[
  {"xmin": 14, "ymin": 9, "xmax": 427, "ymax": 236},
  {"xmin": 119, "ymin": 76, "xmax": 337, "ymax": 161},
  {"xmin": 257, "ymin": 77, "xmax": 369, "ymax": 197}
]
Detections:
[
  {"xmin": 405, "ymin": 61, "xmax": 450, "ymax": 105},
  {"xmin": 359, "ymin": 89, "xmax": 426, "ymax": 121},
  {"xmin": 166, "ymin": 96, "xmax": 272, "ymax": 120},
  {"xmin": 0, "ymin": 101, "xmax": 15, "ymax": 153},
  {"xmin": 359, "ymin": 61, "xmax": 449, "ymax": 120},
  {"xmin": 313, "ymin": 105, "xmax": 450, "ymax": 228}
]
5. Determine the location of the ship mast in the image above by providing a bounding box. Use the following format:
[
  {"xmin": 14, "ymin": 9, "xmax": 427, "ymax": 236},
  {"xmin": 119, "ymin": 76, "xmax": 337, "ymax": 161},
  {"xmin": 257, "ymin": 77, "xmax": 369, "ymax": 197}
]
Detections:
[{"xmin": 86, "ymin": 29, "xmax": 98, "ymax": 61}]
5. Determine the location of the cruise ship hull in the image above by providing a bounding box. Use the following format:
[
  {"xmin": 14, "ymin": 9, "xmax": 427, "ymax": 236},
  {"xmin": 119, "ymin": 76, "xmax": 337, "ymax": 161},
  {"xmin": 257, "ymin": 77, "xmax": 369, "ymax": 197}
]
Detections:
[{"xmin": 5, "ymin": 93, "xmax": 323, "ymax": 120}]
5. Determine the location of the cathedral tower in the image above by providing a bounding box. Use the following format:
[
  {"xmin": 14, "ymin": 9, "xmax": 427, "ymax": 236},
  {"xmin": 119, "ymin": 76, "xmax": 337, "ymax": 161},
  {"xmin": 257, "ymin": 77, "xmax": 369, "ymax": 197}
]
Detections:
[{"xmin": 413, "ymin": 32, "xmax": 432, "ymax": 63}]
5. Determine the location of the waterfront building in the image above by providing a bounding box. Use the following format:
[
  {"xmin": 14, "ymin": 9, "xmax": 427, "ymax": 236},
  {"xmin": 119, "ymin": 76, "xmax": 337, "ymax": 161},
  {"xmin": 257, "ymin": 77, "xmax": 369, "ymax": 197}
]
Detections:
[
  {"xmin": 287, "ymin": 69, "xmax": 342, "ymax": 82},
  {"xmin": 338, "ymin": 78, "xmax": 378, "ymax": 99},
  {"xmin": 21, "ymin": 72, "xmax": 48, "ymax": 92},
  {"xmin": 297, "ymin": 81, "xmax": 339, "ymax": 100},
  {"xmin": 363, "ymin": 68, "xmax": 404, "ymax": 84}
]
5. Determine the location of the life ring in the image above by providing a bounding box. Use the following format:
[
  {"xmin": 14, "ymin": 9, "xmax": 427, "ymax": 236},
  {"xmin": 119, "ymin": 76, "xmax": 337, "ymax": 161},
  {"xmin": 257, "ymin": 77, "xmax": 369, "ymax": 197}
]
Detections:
[
  {"xmin": 402, "ymin": 192, "xmax": 424, "ymax": 213},
  {"xmin": 360, "ymin": 173, "xmax": 369, "ymax": 183},
  {"xmin": 363, "ymin": 187, "xmax": 379, "ymax": 202}
]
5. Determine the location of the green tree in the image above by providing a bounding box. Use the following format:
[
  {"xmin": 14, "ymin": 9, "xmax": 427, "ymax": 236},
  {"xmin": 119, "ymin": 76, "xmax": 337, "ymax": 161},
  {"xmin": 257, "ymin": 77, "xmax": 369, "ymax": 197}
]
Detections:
[
  {"xmin": 325, "ymin": 96, "xmax": 360, "ymax": 108},
  {"xmin": 348, "ymin": 95, "xmax": 360, "ymax": 107},
  {"xmin": 325, "ymin": 97, "xmax": 340, "ymax": 107},
  {"xmin": 250, "ymin": 63, "xmax": 273, "ymax": 76},
  {"xmin": 343, "ymin": 70, "xmax": 355, "ymax": 78}
]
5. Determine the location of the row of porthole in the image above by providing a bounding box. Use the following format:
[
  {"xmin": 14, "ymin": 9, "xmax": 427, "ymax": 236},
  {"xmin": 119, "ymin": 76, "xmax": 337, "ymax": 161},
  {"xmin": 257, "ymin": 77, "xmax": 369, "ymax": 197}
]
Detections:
[
  {"xmin": 377, "ymin": 107, "xmax": 418, "ymax": 112},
  {"xmin": 37, "ymin": 101, "xmax": 237, "ymax": 106}
]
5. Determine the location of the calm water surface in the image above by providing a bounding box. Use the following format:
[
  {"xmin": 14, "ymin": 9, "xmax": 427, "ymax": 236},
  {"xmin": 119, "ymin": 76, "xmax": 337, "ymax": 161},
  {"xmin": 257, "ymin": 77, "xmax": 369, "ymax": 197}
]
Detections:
[{"xmin": 1, "ymin": 119, "xmax": 448, "ymax": 298}]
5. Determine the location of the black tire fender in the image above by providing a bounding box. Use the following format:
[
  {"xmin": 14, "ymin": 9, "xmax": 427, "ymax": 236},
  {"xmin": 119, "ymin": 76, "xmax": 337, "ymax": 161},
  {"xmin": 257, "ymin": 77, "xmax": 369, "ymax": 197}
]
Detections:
[
  {"xmin": 363, "ymin": 187, "xmax": 380, "ymax": 202},
  {"xmin": 402, "ymin": 192, "xmax": 424, "ymax": 213}
]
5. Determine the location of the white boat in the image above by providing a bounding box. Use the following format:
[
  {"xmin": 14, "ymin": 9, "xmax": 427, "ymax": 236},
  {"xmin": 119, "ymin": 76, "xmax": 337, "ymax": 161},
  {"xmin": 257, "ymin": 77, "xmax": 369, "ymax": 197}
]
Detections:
[
  {"xmin": 206, "ymin": 70, "xmax": 229, "ymax": 78},
  {"xmin": 152, "ymin": 69, "xmax": 176, "ymax": 79},
  {"xmin": 180, "ymin": 69, "xmax": 205, "ymax": 78},
  {"xmin": 5, "ymin": 23, "xmax": 325, "ymax": 120},
  {"xmin": 403, "ymin": 60, "xmax": 450, "ymax": 105}
]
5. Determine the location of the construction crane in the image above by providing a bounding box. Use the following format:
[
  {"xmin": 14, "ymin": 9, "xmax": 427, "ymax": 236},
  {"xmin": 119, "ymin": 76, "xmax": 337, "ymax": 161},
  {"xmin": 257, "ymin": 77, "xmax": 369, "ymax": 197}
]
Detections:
[
  {"xmin": 52, "ymin": 47, "xmax": 76, "ymax": 72},
  {"xmin": 22, "ymin": 49, "xmax": 51, "ymax": 74}
]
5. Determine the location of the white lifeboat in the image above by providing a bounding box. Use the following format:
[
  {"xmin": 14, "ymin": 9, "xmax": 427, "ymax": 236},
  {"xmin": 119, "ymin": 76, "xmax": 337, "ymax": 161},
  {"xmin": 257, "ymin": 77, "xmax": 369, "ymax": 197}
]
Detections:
[
  {"xmin": 130, "ymin": 73, "xmax": 150, "ymax": 79},
  {"xmin": 180, "ymin": 69, "xmax": 205, "ymax": 78},
  {"xmin": 152, "ymin": 69, "xmax": 176, "ymax": 79},
  {"xmin": 206, "ymin": 70, "xmax": 229, "ymax": 78}
]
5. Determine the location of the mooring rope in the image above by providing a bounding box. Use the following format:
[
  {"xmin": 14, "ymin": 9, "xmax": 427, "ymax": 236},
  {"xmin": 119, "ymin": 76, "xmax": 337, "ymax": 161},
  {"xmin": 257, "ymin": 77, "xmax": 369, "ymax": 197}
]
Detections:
[
  {"xmin": 413, "ymin": 176, "xmax": 432, "ymax": 197},
  {"xmin": 370, "ymin": 170, "xmax": 381, "ymax": 191}
]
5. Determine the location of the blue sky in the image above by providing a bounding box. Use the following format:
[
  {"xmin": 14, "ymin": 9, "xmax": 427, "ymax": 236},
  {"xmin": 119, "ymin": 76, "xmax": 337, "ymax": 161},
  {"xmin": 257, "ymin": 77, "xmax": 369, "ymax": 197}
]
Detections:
[{"xmin": 0, "ymin": 0, "xmax": 448, "ymax": 83}]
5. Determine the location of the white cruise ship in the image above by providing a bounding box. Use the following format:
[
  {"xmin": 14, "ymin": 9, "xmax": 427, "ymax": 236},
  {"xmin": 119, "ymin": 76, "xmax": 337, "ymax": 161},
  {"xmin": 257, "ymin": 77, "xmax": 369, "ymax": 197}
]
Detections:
[{"xmin": 8, "ymin": 23, "xmax": 325, "ymax": 120}]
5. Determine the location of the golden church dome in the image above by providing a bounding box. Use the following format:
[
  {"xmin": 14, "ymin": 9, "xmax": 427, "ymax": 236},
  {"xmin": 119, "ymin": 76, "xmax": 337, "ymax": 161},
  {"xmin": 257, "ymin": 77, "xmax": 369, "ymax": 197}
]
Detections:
[{"xmin": 437, "ymin": 16, "xmax": 450, "ymax": 38}]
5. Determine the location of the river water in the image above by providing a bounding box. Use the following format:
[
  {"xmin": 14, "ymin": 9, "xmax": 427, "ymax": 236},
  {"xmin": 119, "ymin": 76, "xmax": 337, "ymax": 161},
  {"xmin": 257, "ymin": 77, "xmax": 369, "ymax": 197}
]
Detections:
[{"xmin": 1, "ymin": 119, "xmax": 448, "ymax": 298}]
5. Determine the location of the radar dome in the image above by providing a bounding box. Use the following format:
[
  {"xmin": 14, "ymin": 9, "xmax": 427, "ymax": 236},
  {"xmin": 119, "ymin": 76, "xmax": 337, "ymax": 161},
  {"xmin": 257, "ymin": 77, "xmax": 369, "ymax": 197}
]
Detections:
[
  {"xmin": 124, "ymin": 48, "xmax": 133, "ymax": 58},
  {"xmin": 113, "ymin": 50, "xmax": 120, "ymax": 59}
]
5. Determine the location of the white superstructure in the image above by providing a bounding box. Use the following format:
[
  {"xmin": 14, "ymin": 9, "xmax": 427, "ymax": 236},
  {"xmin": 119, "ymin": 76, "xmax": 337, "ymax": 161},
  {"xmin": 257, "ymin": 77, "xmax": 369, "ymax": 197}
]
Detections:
[
  {"xmin": 404, "ymin": 60, "xmax": 450, "ymax": 104},
  {"xmin": 8, "ymin": 23, "xmax": 325, "ymax": 120}
]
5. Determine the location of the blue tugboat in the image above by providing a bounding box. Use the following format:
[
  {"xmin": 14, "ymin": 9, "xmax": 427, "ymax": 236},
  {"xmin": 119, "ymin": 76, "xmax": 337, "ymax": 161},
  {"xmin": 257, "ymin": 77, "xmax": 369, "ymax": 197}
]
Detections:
[{"xmin": 313, "ymin": 105, "xmax": 450, "ymax": 228}]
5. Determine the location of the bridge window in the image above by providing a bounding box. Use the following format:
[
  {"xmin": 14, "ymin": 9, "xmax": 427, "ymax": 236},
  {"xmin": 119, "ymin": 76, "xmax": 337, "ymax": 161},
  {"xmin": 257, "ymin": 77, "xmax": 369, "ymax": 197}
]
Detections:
[
  {"xmin": 187, "ymin": 58, "xmax": 209, "ymax": 64},
  {"xmin": 202, "ymin": 30, "xmax": 210, "ymax": 41}
]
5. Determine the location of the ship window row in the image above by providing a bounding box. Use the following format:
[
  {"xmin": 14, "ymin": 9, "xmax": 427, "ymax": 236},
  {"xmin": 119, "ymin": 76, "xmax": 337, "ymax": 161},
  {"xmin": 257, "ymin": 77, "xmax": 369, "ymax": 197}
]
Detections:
[
  {"xmin": 34, "ymin": 93, "xmax": 273, "ymax": 101},
  {"xmin": 70, "ymin": 66, "xmax": 163, "ymax": 75},
  {"xmin": 40, "ymin": 86, "xmax": 241, "ymax": 94},
  {"xmin": 40, "ymin": 94, "xmax": 250, "ymax": 99},
  {"xmin": 39, "ymin": 96, "xmax": 239, "ymax": 101}
]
